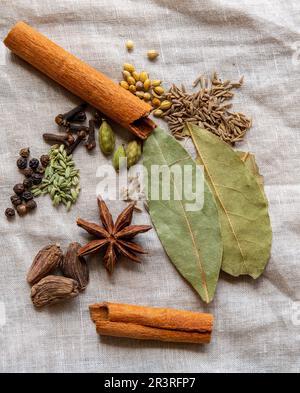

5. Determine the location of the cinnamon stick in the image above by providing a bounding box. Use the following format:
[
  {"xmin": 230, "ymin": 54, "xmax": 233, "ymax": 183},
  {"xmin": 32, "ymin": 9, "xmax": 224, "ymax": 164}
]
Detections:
[
  {"xmin": 4, "ymin": 22, "xmax": 155, "ymax": 139},
  {"xmin": 90, "ymin": 302, "xmax": 213, "ymax": 344}
]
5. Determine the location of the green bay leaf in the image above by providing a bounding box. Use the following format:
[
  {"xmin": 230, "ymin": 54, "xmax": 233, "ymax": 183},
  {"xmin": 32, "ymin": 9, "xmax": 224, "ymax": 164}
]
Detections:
[
  {"xmin": 188, "ymin": 124, "xmax": 272, "ymax": 279},
  {"xmin": 143, "ymin": 127, "xmax": 223, "ymax": 303}
]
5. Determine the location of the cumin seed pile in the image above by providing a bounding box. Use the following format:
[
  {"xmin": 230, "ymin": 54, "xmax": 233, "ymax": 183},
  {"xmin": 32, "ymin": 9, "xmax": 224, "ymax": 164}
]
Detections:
[{"xmin": 161, "ymin": 73, "xmax": 252, "ymax": 144}]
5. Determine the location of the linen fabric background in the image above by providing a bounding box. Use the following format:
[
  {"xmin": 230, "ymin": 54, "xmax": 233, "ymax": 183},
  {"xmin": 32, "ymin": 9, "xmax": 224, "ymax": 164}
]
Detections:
[{"xmin": 0, "ymin": 0, "xmax": 299, "ymax": 373}]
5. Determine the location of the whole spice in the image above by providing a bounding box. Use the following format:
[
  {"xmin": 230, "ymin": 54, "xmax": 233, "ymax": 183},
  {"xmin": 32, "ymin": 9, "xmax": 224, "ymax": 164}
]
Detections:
[
  {"xmin": 153, "ymin": 109, "xmax": 163, "ymax": 118},
  {"xmin": 26, "ymin": 199, "xmax": 37, "ymax": 211},
  {"xmin": 31, "ymin": 144, "xmax": 80, "ymax": 211},
  {"xmin": 43, "ymin": 133, "xmax": 75, "ymax": 146},
  {"xmin": 13, "ymin": 183, "xmax": 25, "ymax": 195},
  {"xmin": 123, "ymin": 63, "xmax": 135, "ymax": 73},
  {"xmin": 27, "ymin": 244, "xmax": 63, "ymax": 286},
  {"xmin": 22, "ymin": 191, "xmax": 33, "ymax": 201},
  {"xmin": 16, "ymin": 203, "xmax": 27, "ymax": 216},
  {"xmin": 162, "ymin": 74, "xmax": 251, "ymax": 143},
  {"xmin": 120, "ymin": 80, "xmax": 129, "ymax": 90},
  {"xmin": 17, "ymin": 157, "xmax": 27, "ymax": 170},
  {"xmin": 77, "ymin": 198, "xmax": 151, "ymax": 273},
  {"xmin": 66, "ymin": 130, "xmax": 86, "ymax": 155},
  {"xmin": 19, "ymin": 147, "xmax": 30, "ymax": 158},
  {"xmin": 85, "ymin": 119, "xmax": 96, "ymax": 151},
  {"xmin": 23, "ymin": 178, "xmax": 33, "ymax": 189},
  {"xmin": 143, "ymin": 127, "xmax": 222, "ymax": 303},
  {"xmin": 31, "ymin": 173, "xmax": 43, "ymax": 185},
  {"xmin": 31, "ymin": 275, "xmax": 79, "ymax": 308},
  {"xmin": 4, "ymin": 22, "xmax": 155, "ymax": 140},
  {"xmin": 125, "ymin": 40, "xmax": 134, "ymax": 51},
  {"xmin": 66, "ymin": 124, "xmax": 89, "ymax": 134},
  {"xmin": 61, "ymin": 242, "xmax": 89, "ymax": 291},
  {"xmin": 189, "ymin": 124, "xmax": 271, "ymax": 278},
  {"xmin": 10, "ymin": 194, "xmax": 22, "ymax": 206},
  {"xmin": 99, "ymin": 119, "xmax": 115, "ymax": 155},
  {"xmin": 23, "ymin": 168, "xmax": 33, "ymax": 178},
  {"xmin": 55, "ymin": 103, "xmax": 87, "ymax": 127},
  {"xmin": 126, "ymin": 140, "xmax": 142, "ymax": 168},
  {"xmin": 90, "ymin": 302, "xmax": 213, "ymax": 344},
  {"xmin": 113, "ymin": 145, "xmax": 126, "ymax": 171},
  {"xmin": 147, "ymin": 50, "xmax": 159, "ymax": 60},
  {"xmin": 40, "ymin": 154, "xmax": 50, "ymax": 167},
  {"xmin": 29, "ymin": 158, "xmax": 39, "ymax": 170},
  {"xmin": 5, "ymin": 208, "xmax": 15, "ymax": 218}
]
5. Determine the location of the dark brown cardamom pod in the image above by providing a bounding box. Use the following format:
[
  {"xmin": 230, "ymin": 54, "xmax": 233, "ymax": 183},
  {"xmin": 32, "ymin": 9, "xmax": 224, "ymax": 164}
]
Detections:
[
  {"xmin": 27, "ymin": 244, "xmax": 63, "ymax": 286},
  {"xmin": 61, "ymin": 242, "xmax": 89, "ymax": 291},
  {"xmin": 31, "ymin": 275, "xmax": 79, "ymax": 308}
]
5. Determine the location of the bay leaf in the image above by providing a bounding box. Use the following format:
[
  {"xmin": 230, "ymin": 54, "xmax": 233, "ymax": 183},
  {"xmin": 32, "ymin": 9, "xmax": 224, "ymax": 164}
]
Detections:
[
  {"xmin": 143, "ymin": 127, "xmax": 223, "ymax": 303},
  {"xmin": 236, "ymin": 151, "xmax": 266, "ymax": 200},
  {"xmin": 188, "ymin": 124, "xmax": 272, "ymax": 279}
]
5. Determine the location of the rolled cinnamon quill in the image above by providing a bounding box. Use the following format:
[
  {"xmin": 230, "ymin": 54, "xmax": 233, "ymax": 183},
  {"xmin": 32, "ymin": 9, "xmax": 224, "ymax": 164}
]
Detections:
[
  {"xmin": 90, "ymin": 302, "xmax": 213, "ymax": 344},
  {"xmin": 4, "ymin": 22, "xmax": 155, "ymax": 139}
]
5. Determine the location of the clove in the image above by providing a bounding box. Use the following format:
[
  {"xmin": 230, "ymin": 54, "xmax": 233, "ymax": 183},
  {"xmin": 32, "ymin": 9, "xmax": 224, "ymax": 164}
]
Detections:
[
  {"xmin": 66, "ymin": 130, "xmax": 86, "ymax": 155},
  {"xmin": 66, "ymin": 124, "xmax": 89, "ymax": 134},
  {"xmin": 85, "ymin": 120, "xmax": 96, "ymax": 151},
  {"xmin": 55, "ymin": 103, "xmax": 87, "ymax": 127},
  {"xmin": 43, "ymin": 133, "xmax": 75, "ymax": 146}
]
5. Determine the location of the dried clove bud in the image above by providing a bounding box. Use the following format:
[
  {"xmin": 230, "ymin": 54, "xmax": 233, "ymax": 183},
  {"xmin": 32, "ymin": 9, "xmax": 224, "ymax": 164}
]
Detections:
[
  {"xmin": 27, "ymin": 244, "xmax": 63, "ymax": 286},
  {"xmin": 61, "ymin": 242, "xmax": 89, "ymax": 291},
  {"xmin": 43, "ymin": 133, "xmax": 75, "ymax": 146},
  {"xmin": 31, "ymin": 275, "xmax": 79, "ymax": 308},
  {"xmin": 66, "ymin": 130, "xmax": 86, "ymax": 155},
  {"xmin": 55, "ymin": 103, "xmax": 87, "ymax": 127},
  {"xmin": 70, "ymin": 111, "xmax": 87, "ymax": 123},
  {"xmin": 85, "ymin": 119, "xmax": 96, "ymax": 151},
  {"xmin": 66, "ymin": 124, "xmax": 89, "ymax": 134}
]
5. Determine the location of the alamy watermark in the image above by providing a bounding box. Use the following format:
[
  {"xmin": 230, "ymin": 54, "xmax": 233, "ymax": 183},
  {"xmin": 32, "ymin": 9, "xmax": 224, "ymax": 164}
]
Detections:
[
  {"xmin": 95, "ymin": 160, "xmax": 205, "ymax": 212},
  {"xmin": 291, "ymin": 41, "xmax": 300, "ymax": 67},
  {"xmin": 291, "ymin": 300, "xmax": 300, "ymax": 327},
  {"xmin": 0, "ymin": 301, "xmax": 6, "ymax": 327}
]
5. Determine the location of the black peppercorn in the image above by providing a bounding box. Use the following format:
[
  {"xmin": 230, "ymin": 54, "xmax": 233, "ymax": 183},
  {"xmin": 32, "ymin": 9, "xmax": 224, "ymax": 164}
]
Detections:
[
  {"xmin": 26, "ymin": 199, "xmax": 37, "ymax": 211},
  {"xmin": 13, "ymin": 183, "xmax": 25, "ymax": 195},
  {"xmin": 16, "ymin": 204, "xmax": 27, "ymax": 216},
  {"xmin": 17, "ymin": 157, "xmax": 27, "ymax": 170},
  {"xmin": 29, "ymin": 158, "xmax": 40, "ymax": 170},
  {"xmin": 11, "ymin": 195, "xmax": 22, "ymax": 206},
  {"xmin": 31, "ymin": 173, "xmax": 43, "ymax": 185},
  {"xmin": 22, "ymin": 191, "xmax": 33, "ymax": 201},
  {"xmin": 19, "ymin": 147, "xmax": 30, "ymax": 158},
  {"xmin": 23, "ymin": 168, "xmax": 34, "ymax": 178},
  {"xmin": 40, "ymin": 154, "xmax": 50, "ymax": 167},
  {"xmin": 5, "ymin": 208, "xmax": 15, "ymax": 218},
  {"xmin": 35, "ymin": 166, "xmax": 45, "ymax": 174},
  {"xmin": 23, "ymin": 178, "xmax": 33, "ymax": 189}
]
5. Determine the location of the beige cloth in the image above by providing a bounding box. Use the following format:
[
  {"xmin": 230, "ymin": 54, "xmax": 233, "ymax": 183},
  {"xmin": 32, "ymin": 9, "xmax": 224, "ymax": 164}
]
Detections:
[{"xmin": 0, "ymin": 0, "xmax": 299, "ymax": 373}]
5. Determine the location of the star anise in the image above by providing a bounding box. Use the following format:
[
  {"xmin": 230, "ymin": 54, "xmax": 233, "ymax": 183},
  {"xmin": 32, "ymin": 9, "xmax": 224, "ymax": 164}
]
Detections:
[{"xmin": 77, "ymin": 198, "xmax": 152, "ymax": 273}]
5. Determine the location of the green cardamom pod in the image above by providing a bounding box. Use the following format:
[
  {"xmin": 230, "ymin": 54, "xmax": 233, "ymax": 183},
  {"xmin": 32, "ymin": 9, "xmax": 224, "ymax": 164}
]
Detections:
[
  {"xmin": 126, "ymin": 140, "xmax": 142, "ymax": 168},
  {"xmin": 113, "ymin": 145, "xmax": 126, "ymax": 171},
  {"xmin": 99, "ymin": 119, "xmax": 115, "ymax": 155}
]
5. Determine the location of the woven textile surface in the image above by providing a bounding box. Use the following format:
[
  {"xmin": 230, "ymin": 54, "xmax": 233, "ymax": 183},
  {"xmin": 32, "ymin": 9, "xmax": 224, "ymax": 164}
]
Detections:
[{"xmin": 0, "ymin": 0, "xmax": 299, "ymax": 373}]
